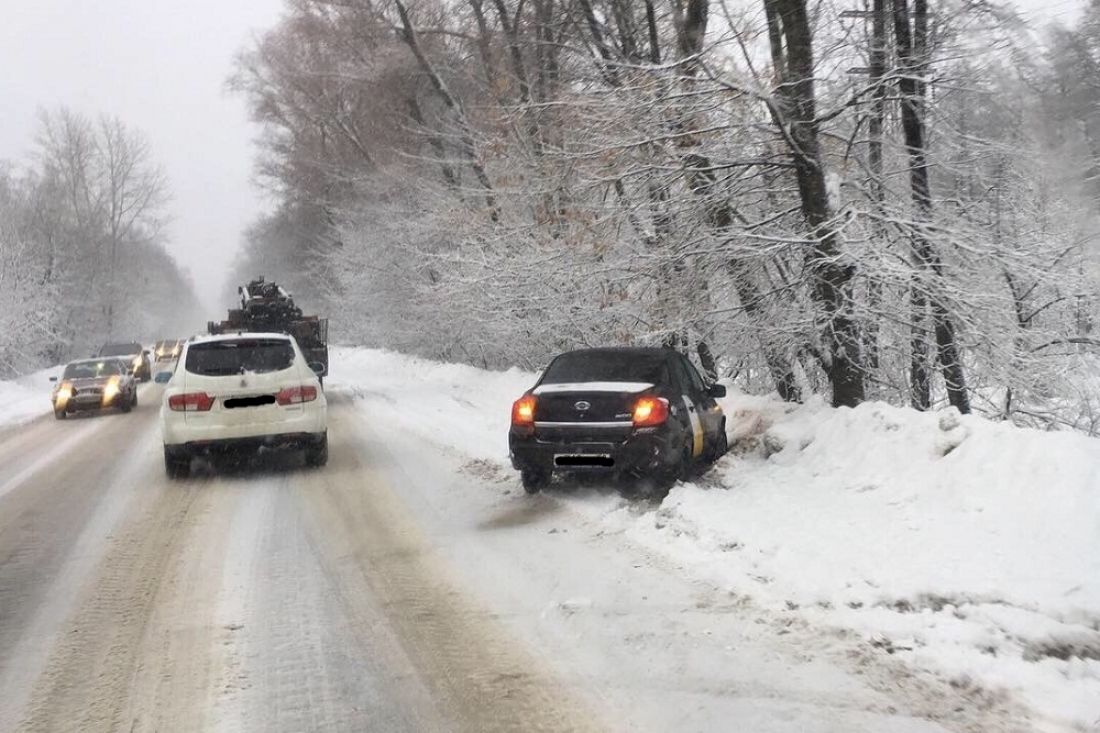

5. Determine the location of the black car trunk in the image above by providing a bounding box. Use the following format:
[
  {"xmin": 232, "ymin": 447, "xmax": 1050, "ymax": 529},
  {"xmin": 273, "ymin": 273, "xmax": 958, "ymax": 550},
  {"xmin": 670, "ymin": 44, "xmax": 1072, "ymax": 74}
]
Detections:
[{"xmin": 535, "ymin": 391, "xmax": 639, "ymax": 423}]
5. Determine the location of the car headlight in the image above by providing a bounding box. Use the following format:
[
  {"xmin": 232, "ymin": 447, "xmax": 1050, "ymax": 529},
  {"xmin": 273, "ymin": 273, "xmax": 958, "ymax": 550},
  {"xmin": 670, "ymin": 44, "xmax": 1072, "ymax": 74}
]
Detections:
[
  {"xmin": 55, "ymin": 384, "xmax": 72, "ymax": 404},
  {"xmin": 103, "ymin": 378, "xmax": 120, "ymax": 402}
]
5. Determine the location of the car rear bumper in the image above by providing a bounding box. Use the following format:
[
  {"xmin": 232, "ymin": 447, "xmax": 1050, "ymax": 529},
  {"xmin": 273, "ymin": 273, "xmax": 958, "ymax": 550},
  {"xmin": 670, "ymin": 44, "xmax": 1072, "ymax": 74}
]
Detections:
[
  {"xmin": 165, "ymin": 431, "xmax": 325, "ymax": 456},
  {"xmin": 162, "ymin": 404, "xmax": 327, "ymax": 447},
  {"xmin": 509, "ymin": 426, "xmax": 678, "ymax": 476}
]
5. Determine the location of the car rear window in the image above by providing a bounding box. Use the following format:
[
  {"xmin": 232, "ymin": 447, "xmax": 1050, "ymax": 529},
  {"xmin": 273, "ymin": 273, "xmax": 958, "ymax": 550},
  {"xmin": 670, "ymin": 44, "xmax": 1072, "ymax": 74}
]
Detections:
[
  {"xmin": 63, "ymin": 360, "xmax": 123, "ymax": 379},
  {"xmin": 185, "ymin": 338, "xmax": 294, "ymax": 376},
  {"xmin": 100, "ymin": 343, "xmax": 143, "ymax": 357},
  {"xmin": 540, "ymin": 351, "xmax": 668, "ymax": 385}
]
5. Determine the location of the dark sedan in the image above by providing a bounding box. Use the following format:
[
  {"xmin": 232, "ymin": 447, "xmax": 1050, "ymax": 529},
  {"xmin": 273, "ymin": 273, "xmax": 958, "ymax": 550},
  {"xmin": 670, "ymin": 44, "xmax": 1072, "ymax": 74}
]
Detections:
[
  {"xmin": 509, "ymin": 347, "xmax": 727, "ymax": 496},
  {"xmin": 99, "ymin": 342, "xmax": 152, "ymax": 381},
  {"xmin": 51, "ymin": 358, "xmax": 138, "ymax": 418}
]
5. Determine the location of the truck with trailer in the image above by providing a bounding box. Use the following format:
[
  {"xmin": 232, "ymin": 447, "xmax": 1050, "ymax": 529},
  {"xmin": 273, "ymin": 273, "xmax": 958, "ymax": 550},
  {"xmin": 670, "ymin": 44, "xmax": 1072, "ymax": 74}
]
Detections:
[{"xmin": 207, "ymin": 277, "xmax": 329, "ymax": 382}]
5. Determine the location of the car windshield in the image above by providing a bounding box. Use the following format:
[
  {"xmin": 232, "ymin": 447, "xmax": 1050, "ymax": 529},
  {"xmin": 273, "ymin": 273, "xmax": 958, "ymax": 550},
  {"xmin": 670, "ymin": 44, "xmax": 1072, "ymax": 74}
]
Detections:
[
  {"xmin": 99, "ymin": 343, "xmax": 142, "ymax": 357},
  {"xmin": 540, "ymin": 351, "xmax": 668, "ymax": 385},
  {"xmin": 63, "ymin": 361, "xmax": 122, "ymax": 379},
  {"xmin": 185, "ymin": 338, "xmax": 294, "ymax": 376}
]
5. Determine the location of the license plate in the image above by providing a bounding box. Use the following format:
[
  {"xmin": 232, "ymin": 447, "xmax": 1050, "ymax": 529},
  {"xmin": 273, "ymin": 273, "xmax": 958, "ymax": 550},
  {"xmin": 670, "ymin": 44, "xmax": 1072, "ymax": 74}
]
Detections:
[{"xmin": 555, "ymin": 454, "xmax": 614, "ymax": 467}]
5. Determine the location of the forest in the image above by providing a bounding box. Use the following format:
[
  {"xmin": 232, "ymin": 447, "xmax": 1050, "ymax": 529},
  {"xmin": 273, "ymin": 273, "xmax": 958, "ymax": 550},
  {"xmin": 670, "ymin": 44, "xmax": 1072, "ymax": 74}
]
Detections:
[
  {"xmin": 0, "ymin": 108, "xmax": 199, "ymax": 376},
  {"xmin": 231, "ymin": 0, "xmax": 1097, "ymax": 430}
]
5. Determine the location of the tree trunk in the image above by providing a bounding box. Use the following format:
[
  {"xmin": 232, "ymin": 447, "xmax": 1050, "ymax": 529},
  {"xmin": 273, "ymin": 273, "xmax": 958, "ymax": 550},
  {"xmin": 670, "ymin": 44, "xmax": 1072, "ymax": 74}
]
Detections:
[
  {"xmin": 672, "ymin": 0, "xmax": 802, "ymax": 401},
  {"xmin": 892, "ymin": 0, "xmax": 970, "ymax": 413},
  {"xmin": 764, "ymin": 0, "xmax": 866, "ymax": 407},
  {"xmin": 684, "ymin": 154, "xmax": 801, "ymax": 401},
  {"xmin": 910, "ymin": 285, "xmax": 931, "ymax": 409},
  {"xmin": 864, "ymin": 0, "xmax": 887, "ymax": 371},
  {"xmin": 394, "ymin": 0, "xmax": 497, "ymax": 219}
]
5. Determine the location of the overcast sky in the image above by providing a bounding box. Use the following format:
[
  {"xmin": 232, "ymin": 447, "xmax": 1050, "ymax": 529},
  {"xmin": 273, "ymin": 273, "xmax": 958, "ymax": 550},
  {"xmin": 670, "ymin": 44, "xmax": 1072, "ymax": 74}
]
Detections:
[
  {"xmin": 0, "ymin": 0, "xmax": 284, "ymax": 310},
  {"xmin": 0, "ymin": 0, "xmax": 1085, "ymax": 312}
]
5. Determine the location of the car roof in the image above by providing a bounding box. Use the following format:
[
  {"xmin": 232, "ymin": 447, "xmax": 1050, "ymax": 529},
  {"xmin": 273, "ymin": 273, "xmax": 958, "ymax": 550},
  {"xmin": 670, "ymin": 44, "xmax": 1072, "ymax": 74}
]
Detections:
[
  {"xmin": 554, "ymin": 346, "xmax": 673, "ymax": 359},
  {"xmin": 187, "ymin": 332, "xmax": 293, "ymax": 346},
  {"xmin": 67, "ymin": 357, "xmax": 127, "ymax": 365}
]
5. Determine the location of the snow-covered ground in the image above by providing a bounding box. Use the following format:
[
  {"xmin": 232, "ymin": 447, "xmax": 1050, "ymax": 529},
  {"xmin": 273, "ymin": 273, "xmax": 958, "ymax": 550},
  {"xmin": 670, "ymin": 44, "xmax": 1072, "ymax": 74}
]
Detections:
[
  {"xmin": 3, "ymin": 346, "xmax": 1095, "ymax": 727},
  {"xmin": 329, "ymin": 346, "xmax": 1100, "ymax": 731},
  {"xmin": 0, "ymin": 365, "xmax": 60, "ymax": 430}
]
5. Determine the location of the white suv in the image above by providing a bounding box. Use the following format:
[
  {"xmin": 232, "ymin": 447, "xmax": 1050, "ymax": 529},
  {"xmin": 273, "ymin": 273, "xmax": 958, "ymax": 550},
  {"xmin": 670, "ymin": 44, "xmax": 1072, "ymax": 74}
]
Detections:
[{"xmin": 159, "ymin": 332, "xmax": 328, "ymax": 477}]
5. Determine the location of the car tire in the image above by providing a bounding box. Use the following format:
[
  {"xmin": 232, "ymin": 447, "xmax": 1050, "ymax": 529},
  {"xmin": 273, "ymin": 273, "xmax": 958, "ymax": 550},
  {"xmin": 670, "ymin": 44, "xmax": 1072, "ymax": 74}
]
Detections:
[
  {"xmin": 304, "ymin": 433, "xmax": 328, "ymax": 467},
  {"xmin": 164, "ymin": 447, "xmax": 190, "ymax": 479},
  {"xmin": 54, "ymin": 408, "xmax": 66, "ymax": 420},
  {"xmin": 520, "ymin": 468, "xmax": 549, "ymax": 494},
  {"xmin": 710, "ymin": 426, "xmax": 728, "ymax": 462},
  {"xmin": 119, "ymin": 394, "xmax": 132, "ymax": 413},
  {"xmin": 132, "ymin": 390, "xmax": 138, "ymax": 408},
  {"xmin": 650, "ymin": 442, "xmax": 690, "ymax": 497}
]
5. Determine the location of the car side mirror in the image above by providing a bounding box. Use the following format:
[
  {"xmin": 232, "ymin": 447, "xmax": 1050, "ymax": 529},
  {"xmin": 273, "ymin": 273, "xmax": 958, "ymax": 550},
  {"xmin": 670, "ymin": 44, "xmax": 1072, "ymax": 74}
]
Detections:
[
  {"xmin": 154, "ymin": 371, "xmax": 173, "ymax": 384},
  {"xmin": 708, "ymin": 383, "xmax": 727, "ymax": 398},
  {"xmin": 49, "ymin": 376, "xmax": 58, "ymax": 382},
  {"xmin": 309, "ymin": 362, "xmax": 325, "ymax": 376}
]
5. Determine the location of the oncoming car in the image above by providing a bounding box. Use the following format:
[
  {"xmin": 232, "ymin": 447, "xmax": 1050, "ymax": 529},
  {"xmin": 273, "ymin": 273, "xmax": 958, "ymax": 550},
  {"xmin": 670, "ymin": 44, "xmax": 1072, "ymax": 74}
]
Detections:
[
  {"xmin": 154, "ymin": 339, "xmax": 182, "ymax": 362},
  {"xmin": 50, "ymin": 358, "xmax": 138, "ymax": 418},
  {"xmin": 99, "ymin": 342, "xmax": 152, "ymax": 381},
  {"xmin": 159, "ymin": 333, "xmax": 327, "ymax": 478},
  {"xmin": 509, "ymin": 347, "xmax": 727, "ymax": 495}
]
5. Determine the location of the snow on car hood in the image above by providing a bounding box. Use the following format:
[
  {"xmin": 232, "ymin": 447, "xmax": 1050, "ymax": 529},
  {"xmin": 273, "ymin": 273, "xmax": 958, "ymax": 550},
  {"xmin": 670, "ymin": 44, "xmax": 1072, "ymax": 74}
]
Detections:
[{"xmin": 532, "ymin": 381, "xmax": 654, "ymax": 395}]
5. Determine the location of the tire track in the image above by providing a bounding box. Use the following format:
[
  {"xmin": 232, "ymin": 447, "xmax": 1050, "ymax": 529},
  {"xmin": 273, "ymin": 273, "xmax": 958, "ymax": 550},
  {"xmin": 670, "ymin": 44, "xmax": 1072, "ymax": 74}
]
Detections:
[
  {"xmin": 0, "ymin": 395, "xmax": 163, "ymax": 731},
  {"xmin": 120, "ymin": 473, "xmax": 241, "ymax": 733},
  {"xmin": 16, "ymin": 481, "xmax": 207, "ymax": 733},
  {"xmin": 299, "ymin": 405, "xmax": 606, "ymax": 733},
  {"xmin": 210, "ymin": 460, "xmax": 448, "ymax": 733}
]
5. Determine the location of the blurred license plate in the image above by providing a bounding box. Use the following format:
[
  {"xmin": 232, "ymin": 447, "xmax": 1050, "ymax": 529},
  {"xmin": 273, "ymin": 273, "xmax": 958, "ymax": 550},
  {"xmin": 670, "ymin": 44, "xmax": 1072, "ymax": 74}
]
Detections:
[{"xmin": 555, "ymin": 454, "xmax": 614, "ymax": 467}]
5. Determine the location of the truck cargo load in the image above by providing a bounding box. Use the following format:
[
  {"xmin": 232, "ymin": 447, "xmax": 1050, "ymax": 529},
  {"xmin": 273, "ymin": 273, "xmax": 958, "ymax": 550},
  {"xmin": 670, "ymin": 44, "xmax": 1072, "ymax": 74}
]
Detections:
[{"xmin": 207, "ymin": 277, "xmax": 329, "ymax": 380}]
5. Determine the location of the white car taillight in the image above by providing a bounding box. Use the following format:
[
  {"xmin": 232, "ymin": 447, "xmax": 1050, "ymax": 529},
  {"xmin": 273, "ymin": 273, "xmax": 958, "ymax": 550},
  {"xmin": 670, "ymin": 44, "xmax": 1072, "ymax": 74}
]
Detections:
[
  {"xmin": 276, "ymin": 385, "xmax": 318, "ymax": 406},
  {"xmin": 168, "ymin": 392, "xmax": 214, "ymax": 412}
]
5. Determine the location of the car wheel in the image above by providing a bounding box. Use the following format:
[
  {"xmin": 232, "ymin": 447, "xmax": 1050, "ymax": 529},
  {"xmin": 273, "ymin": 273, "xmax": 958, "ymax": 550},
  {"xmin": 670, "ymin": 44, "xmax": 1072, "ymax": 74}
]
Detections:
[
  {"xmin": 164, "ymin": 447, "xmax": 190, "ymax": 479},
  {"xmin": 650, "ymin": 442, "xmax": 690, "ymax": 496},
  {"xmin": 119, "ymin": 394, "xmax": 132, "ymax": 413},
  {"xmin": 54, "ymin": 408, "xmax": 66, "ymax": 420},
  {"xmin": 710, "ymin": 426, "xmax": 728, "ymax": 462},
  {"xmin": 304, "ymin": 433, "xmax": 328, "ymax": 467},
  {"xmin": 520, "ymin": 468, "xmax": 549, "ymax": 494},
  {"xmin": 132, "ymin": 390, "xmax": 138, "ymax": 408}
]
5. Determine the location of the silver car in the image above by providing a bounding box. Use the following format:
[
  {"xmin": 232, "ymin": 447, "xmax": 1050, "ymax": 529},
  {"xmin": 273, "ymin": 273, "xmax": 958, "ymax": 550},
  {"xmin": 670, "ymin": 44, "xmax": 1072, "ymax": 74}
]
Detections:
[{"xmin": 51, "ymin": 358, "xmax": 139, "ymax": 419}]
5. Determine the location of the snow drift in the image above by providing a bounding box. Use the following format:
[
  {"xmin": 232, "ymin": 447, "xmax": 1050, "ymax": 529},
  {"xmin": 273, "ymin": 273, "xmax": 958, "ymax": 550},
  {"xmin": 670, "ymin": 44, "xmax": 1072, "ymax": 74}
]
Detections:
[
  {"xmin": 0, "ymin": 366, "xmax": 59, "ymax": 431},
  {"xmin": 329, "ymin": 347, "xmax": 1100, "ymax": 730}
]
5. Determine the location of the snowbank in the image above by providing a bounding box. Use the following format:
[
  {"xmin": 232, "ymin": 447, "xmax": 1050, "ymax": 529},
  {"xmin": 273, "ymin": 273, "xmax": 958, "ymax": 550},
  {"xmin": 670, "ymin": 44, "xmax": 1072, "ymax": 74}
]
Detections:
[
  {"xmin": 619, "ymin": 396, "xmax": 1100, "ymax": 729},
  {"xmin": 328, "ymin": 346, "xmax": 533, "ymax": 463},
  {"xmin": 0, "ymin": 366, "xmax": 59, "ymax": 431},
  {"xmin": 328, "ymin": 347, "xmax": 1100, "ymax": 729}
]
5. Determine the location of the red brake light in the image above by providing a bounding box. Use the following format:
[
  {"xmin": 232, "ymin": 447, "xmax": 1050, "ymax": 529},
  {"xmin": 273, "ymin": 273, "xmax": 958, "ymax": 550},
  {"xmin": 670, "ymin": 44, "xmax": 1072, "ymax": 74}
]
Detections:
[
  {"xmin": 277, "ymin": 385, "xmax": 318, "ymax": 405},
  {"xmin": 168, "ymin": 392, "xmax": 214, "ymax": 412},
  {"xmin": 632, "ymin": 396, "xmax": 669, "ymax": 427},
  {"xmin": 512, "ymin": 395, "xmax": 537, "ymax": 426}
]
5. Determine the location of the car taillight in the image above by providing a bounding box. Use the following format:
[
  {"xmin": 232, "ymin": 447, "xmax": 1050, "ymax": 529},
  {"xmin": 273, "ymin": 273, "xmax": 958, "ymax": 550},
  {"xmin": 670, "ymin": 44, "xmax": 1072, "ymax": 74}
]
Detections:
[
  {"xmin": 512, "ymin": 395, "xmax": 537, "ymax": 427},
  {"xmin": 168, "ymin": 392, "xmax": 214, "ymax": 412},
  {"xmin": 276, "ymin": 385, "xmax": 318, "ymax": 405},
  {"xmin": 632, "ymin": 396, "xmax": 669, "ymax": 427}
]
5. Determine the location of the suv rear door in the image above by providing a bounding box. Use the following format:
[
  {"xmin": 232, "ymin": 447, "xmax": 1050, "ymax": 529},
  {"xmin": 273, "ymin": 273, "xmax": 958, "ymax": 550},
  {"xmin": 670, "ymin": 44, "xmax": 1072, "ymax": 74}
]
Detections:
[{"xmin": 180, "ymin": 337, "xmax": 310, "ymax": 426}]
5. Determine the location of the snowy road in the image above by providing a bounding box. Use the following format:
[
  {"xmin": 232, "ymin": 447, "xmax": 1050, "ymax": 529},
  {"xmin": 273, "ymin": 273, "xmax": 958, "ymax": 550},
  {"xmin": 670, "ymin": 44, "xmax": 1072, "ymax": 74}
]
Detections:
[{"xmin": 0, "ymin": 380, "xmax": 1040, "ymax": 732}]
